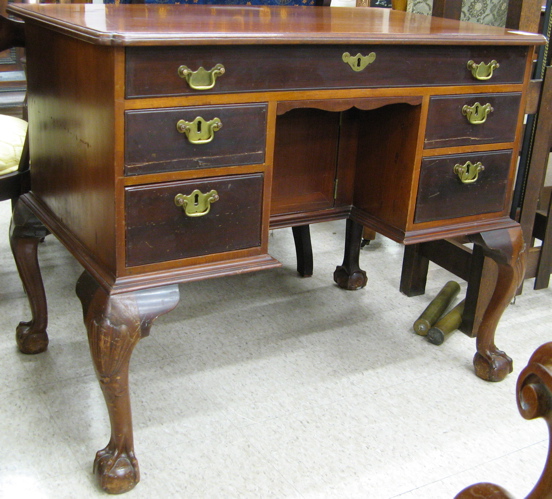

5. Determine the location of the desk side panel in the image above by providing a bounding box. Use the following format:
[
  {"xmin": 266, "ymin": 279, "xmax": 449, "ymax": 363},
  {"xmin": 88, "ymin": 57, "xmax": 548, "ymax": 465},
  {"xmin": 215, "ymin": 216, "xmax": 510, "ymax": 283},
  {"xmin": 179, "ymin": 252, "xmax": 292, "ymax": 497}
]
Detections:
[{"xmin": 25, "ymin": 25, "xmax": 117, "ymax": 278}]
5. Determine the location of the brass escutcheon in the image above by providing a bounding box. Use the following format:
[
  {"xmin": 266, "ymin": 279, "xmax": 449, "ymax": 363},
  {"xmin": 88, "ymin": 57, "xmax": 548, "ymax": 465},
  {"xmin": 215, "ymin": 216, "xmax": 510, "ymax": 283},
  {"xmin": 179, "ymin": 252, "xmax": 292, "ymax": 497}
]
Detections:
[
  {"xmin": 462, "ymin": 102, "xmax": 494, "ymax": 125},
  {"xmin": 467, "ymin": 60, "xmax": 499, "ymax": 81},
  {"xmin": 176, "ymin": 117, "xmax": 222, "ymax": 145},
  {"xmin": 177, "ymin": 63, "xmax": 225, "ymax": 90},
  {"xmin": 453, "ymin": 161, "xmax": 485, "ymax": 184},
  {"xmin": 174, "ymin": 189, "xmax": 219, "ymax": 217},
  {"xmin": 342, "ymin": 52, "xmax": 376, "ymax": 72}
]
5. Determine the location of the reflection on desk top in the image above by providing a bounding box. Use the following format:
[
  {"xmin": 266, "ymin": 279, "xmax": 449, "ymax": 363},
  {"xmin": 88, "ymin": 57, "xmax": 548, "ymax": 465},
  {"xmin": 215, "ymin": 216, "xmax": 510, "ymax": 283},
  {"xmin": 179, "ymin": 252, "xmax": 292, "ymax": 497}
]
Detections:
[{"xmin": 7, "ymin": 3, "xmax": 547, "ymax": 47}]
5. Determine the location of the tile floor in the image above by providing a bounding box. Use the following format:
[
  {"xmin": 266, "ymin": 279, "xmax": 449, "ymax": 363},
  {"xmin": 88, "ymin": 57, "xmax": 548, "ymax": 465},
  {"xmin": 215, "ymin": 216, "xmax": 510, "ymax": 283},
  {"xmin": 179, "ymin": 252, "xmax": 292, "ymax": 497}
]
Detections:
[{"xmin": 0, "ymin": 200, "xmax": 550, "ymax": 499}]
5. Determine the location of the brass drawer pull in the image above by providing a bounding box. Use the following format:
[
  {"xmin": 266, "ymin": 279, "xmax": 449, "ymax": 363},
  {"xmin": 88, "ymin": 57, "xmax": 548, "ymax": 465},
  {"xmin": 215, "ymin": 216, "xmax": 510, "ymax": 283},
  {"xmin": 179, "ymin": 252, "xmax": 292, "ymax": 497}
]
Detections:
[
  {"xmin": 176, "ymin": 116, "xmax": 222, "ymax": 145},
  {"xmin": 174, "ymin": 189, "xmax": 219, "ymax": 217},
  {"xmin": 462, "ymin": 102, "xmax": 494, "ymax": 125},
  {"xmin": 454, "ymin": 161, "xmax": 485, "ymax": 184},
  {"xmin": 342, "ymin": 52, "xmax": 376, "ymax": 72},
  {"xmin": 177, "ymin": 63, "xmax": 225, "ymax": 90},
  {"xmin": 467, "ymin": 60, "xmax": 499, "ymax": 81}
]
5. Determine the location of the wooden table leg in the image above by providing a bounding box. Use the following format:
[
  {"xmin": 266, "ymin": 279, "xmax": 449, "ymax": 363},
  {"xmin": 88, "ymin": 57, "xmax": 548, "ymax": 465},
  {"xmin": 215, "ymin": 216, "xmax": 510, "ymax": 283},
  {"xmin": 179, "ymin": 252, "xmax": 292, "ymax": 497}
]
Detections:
[
  {"xmin": 9, "ymin": 198, "xmax": 50, "ymax": 354},
  {"xmin": 400, "ymin": 243, "xmax": 430, "ymax": 297},
  {"xmin": 76, "ymin": 271, "xmax": 180, "ymax": 494},
  {"xmin": 468, "ymin": 226, "xmax": 526, "ymax": 382},
  {"xmin": 292, "ymin": 225, "xmax": 313, "ymax": 277},
  {"xmin": 333, "ymin": 218, "xmax": 368, "ymax": 290}
]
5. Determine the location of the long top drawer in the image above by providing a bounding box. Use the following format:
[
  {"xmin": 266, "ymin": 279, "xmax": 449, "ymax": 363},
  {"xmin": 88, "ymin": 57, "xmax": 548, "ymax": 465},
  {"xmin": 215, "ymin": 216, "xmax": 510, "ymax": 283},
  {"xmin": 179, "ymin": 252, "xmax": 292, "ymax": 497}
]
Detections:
[{"xmin": 125, "ymin": 45, "xmax": 528, "ymax": 98}]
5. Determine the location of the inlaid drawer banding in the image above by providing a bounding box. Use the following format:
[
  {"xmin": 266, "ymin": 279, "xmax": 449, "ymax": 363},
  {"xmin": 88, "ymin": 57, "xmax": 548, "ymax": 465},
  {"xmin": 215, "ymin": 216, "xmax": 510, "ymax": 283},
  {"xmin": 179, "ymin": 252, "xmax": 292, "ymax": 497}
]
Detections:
[
  {"xmin": 424, "ymin": 93, "xmax": 521, "ymax": 149},
  {"xmin": 125, "ymin": 103, "xmax": 267, "ymax": 175},
  {"xmin": 125, "ymin": 174, "xmax": 264, "ymax": 267},
  {"xmin": 415, "ymin": 150, "xmax": 513, "ymax": 224},
  {"xmin": 125, "ymin": 45, "xmax": 527, "ymax": 98}
]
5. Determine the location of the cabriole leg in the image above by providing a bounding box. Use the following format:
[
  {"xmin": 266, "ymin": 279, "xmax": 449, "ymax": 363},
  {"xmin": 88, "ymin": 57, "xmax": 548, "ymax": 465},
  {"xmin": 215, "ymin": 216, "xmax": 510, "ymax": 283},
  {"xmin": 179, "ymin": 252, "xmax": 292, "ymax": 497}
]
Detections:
[
  {"xmin": 9, "ymin": 198, "xmax": 50, "ymax": 354},
  {"xmin": 76, "ymin": 271, "xmax": 180, "ymax": 494},
  {"xmin": 468, "ymin": 227, "xmax": 526, "ymax": 382},
  {"xmin": 334, "ymin": 218, "xmax": 368, "ymax": 290}
]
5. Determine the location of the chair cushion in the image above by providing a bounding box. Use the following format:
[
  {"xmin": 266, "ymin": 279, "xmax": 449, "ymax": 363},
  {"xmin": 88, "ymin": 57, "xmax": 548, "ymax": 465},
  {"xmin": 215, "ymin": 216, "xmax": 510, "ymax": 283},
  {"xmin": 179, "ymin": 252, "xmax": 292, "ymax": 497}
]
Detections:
[{"xmin": 0, "ymin": 114, "xmax": 27, "ymax": 176}]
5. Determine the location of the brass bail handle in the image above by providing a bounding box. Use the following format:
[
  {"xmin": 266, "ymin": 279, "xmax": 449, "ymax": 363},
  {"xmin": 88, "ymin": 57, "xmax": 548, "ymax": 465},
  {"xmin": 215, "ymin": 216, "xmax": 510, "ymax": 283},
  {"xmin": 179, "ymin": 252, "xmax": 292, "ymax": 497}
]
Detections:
[
  {"xmin": 453, "ymin": 161, "xmax": 485, "ymax": 184},
  {"xmin": 462, "ymin": 102, "xmax": 494, "ymax": 125},
  {"xmin": 176, "ymin": 116, "xmax": 222, "ymax": 145},
  {"xmin": 342, "ymin": 52, "xmax": 376, "ymax": 72},
  {"xmin": 174, "ymin": 189, "xmax": 219, "ymax": 217},
  {"xmin": 178, "ymin": 63, "xmax": 225, "ymax": 90},
  {"xmin": 467, "ymin": 60, "xmax": 499, "ymax": 81}
]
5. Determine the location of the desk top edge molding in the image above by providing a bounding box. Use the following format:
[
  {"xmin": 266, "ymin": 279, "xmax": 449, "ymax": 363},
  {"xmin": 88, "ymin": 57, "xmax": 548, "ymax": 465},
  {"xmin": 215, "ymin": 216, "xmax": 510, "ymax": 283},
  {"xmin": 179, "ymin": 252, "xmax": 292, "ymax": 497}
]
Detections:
[{"xmin": 7, "ymin": 4, "xmax": 546, "ymax": 47}]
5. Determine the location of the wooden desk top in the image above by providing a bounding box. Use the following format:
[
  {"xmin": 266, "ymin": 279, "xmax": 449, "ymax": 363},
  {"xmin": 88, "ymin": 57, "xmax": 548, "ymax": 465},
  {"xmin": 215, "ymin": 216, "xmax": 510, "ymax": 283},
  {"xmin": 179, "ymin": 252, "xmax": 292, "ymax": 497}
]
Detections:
[{"xmin": 8, "ymin": 3, "xmax": 546, "ymax": 47}]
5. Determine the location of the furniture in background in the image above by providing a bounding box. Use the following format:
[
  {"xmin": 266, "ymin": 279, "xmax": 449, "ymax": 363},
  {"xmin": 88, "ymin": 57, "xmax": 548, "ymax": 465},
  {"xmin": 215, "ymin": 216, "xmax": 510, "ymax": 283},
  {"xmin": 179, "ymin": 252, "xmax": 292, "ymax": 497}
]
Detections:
[
  {"xmin": 512, "ymin": 0, "xmax": 552, "ymax": 291},
  {"xmin": 455, "ymin": 341, "xmax": 552, "ymax": 499},
  {"xmin": 409, "ymin": 0, "xmax": 542, "ymax": 29},
  {"xmin": 6, "ymin": 3, "xmax": 544, "ymax": 493},
  {"xmin": 0, "ymin": 0, "xmax": 26, "ymax": 119},
  {"xmin": 0, "ymin": 15, "xmax": 28, "ymax": 210},
  {"xmin": 516, "ymin": 65, "xmax": 552, "ymax": 290}
]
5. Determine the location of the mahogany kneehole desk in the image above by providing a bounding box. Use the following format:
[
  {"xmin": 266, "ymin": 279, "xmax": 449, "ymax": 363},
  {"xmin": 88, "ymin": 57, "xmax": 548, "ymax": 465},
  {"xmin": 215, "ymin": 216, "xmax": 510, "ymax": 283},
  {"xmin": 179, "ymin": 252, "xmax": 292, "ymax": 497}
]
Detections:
[{"xmin": 7, "ymin": 3, "xmax": 545, "ymax": 494}]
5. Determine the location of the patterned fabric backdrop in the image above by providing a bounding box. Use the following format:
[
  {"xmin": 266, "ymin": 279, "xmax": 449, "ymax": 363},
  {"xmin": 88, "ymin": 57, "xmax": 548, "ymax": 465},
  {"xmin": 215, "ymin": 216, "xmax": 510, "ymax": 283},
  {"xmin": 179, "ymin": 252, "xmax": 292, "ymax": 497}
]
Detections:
[
  {"xmin": 407, "ymin": 0, "xmax": 509, "ymax": 26},
  {"xmin": 407, "ymin": 0, "xmax": 432, "ymax": 15},
  {"xmin": 460, "ymin": 0, "xmax": 509, "ymax": 26}
]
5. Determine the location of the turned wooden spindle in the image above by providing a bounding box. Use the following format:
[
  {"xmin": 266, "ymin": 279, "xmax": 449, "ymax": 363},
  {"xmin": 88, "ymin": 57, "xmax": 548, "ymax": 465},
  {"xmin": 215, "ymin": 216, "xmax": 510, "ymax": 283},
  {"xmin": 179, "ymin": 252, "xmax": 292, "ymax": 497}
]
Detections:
[{"xmin": 456, "ymin": 341, "xmax": 552, "ymax": 499}]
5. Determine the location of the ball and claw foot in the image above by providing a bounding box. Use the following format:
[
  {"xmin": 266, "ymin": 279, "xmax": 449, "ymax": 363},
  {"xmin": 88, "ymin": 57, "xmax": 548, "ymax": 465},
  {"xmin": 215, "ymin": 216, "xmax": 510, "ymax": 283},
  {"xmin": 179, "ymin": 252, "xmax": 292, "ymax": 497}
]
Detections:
[
  {"xmin": 94, "ymin": 446, "xmax": 140, "ymax": 494},
  {"xmin": 16, "ymin": 322, "xmax": 49, "ymax": 354},
  {"xmin": 473, "ymin": 350, "xmax": 513, "ymax": 382},
  {"xmin": 333, "ymin": 266, "xmax": 368, "ymax": 290}
]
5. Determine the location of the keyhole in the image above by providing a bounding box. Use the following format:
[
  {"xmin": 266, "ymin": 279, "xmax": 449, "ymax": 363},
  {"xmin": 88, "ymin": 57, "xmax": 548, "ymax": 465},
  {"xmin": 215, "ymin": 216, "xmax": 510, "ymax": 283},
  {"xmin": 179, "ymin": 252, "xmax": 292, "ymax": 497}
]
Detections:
[
  {"xmin": 196, "ymin": 120, "xmax": 202, "ymax": 133},
  {"xmin": 194, "ymin": 193, "xmax": 200, "ymax": 206},
  {"xmin": 356, "ymin": 57, "xmax": 361, "ymax": 68}
]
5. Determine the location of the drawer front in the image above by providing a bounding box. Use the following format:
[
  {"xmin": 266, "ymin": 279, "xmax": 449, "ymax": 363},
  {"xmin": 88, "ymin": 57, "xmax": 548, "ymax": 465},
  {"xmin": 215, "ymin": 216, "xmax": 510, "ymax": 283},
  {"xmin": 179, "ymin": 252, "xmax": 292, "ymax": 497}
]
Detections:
[
  {"xmin": 126, "ymin": 174, "xmax": 264, "ymax": 267},
  {"xmin": 125, "ymin": 45, "xmax": 527, "ymax": 98},
  {"xmin": 125, "ymin": 104, "xmax": 267, "ymax": 176},
  {"xmin": 424, "ymin": 93, "xmax": 521, "ymax": 149},
  {"xmin": 415, "ymin": 150, "xmax": 512, "ymax": 224}
]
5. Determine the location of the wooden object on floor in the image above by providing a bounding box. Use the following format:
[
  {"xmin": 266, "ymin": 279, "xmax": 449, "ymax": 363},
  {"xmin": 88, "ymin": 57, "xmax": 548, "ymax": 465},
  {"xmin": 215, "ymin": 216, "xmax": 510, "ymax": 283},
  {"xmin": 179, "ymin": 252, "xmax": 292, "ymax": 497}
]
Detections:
[
  {"xmin": 7, "ymin": 3, "xmax": 544, "ymax": 492},
  {"xmin": 413, "ymin": 280, "xmax": 460, "ymax": 336},
  {"xmin": 455, "ymin": 341, "xmax": 552, "ymax": 499},
  {"xmin": 427, "ymin": 299, "xmax": 465, "ymax": 345}
]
